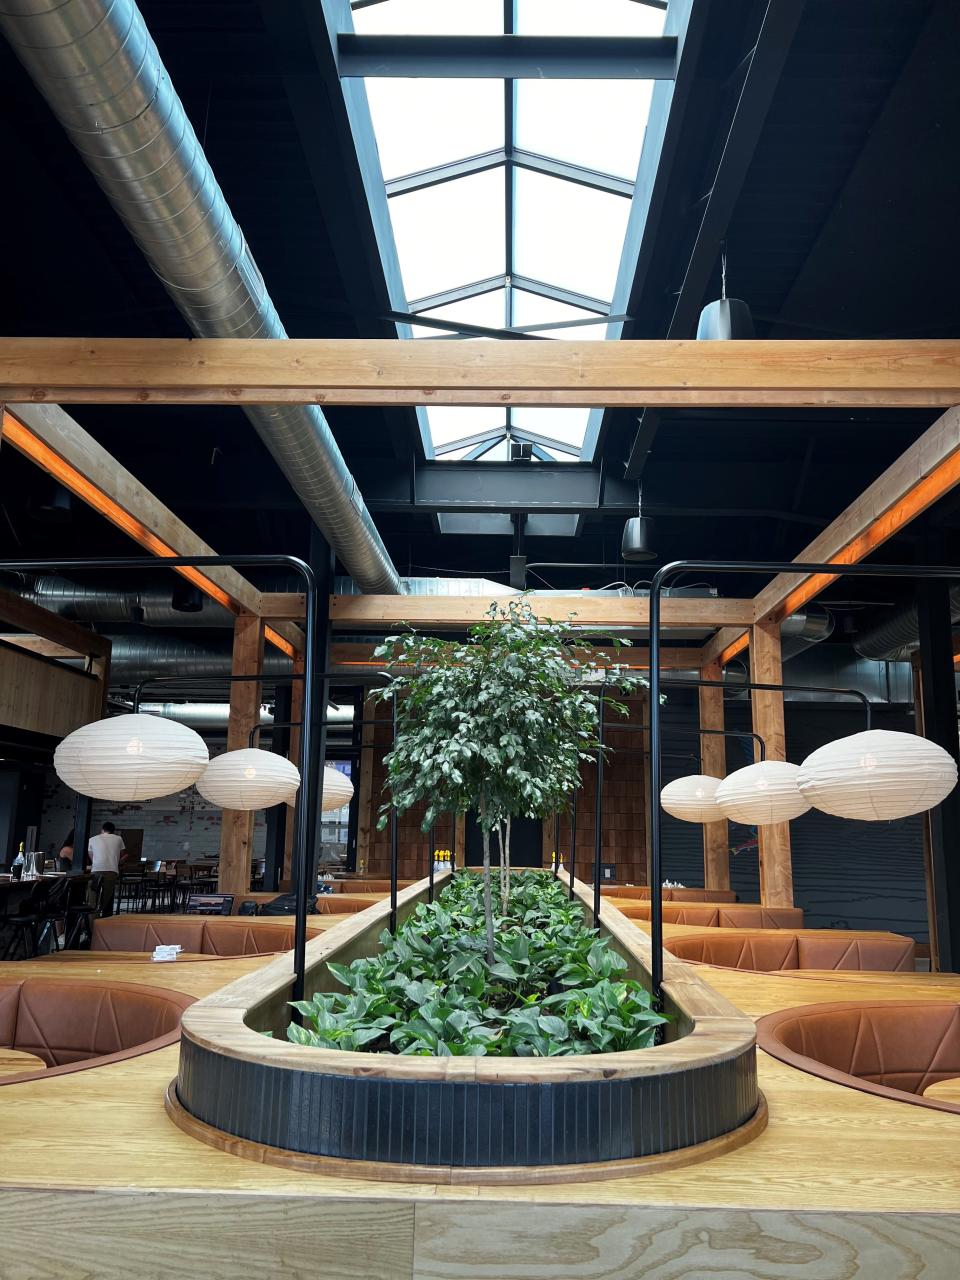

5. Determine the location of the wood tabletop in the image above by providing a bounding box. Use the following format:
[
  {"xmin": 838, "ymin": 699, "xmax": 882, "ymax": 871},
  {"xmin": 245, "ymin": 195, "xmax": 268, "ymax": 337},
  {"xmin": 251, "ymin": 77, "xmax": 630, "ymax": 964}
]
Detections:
[
  {"xmin": 923, "ymin": 1077, "xmax": 960, "ymax": 1105},
  {"xmin": 0, "ymin": 1049, "xmax": 46, "ymax": 1077}
]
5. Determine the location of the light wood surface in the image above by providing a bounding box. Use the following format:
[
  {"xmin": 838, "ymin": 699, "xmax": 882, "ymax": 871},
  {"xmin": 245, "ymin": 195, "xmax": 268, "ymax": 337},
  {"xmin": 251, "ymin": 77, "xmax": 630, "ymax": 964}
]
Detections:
[
  {"xmin": 699, "ymin": 656, "xmax": 730, "ymax": 891},
  {"xmin": 331, "ymin": 592, "xmax": 754, "ymax": 630},
  {"xmin": 218, "ymin": 615, "xmax": 265, "ymax": 897},
  {"xmin": 0, "ymin": 581, "xmax": 110, "ymax": 658},
  {"xmin": 0, "ymin": 1049, "xmax": 46, "ymax": 1077},
  {"xmin": 750, "ymin": 618, "xmax": 794, "ymax": 908},
  {"xmin": 0, "ymin": 640, "xmax": 102, "ymax": 738},
  {"xmin": 924, "ymin": 1077, "xmax": 960, "ymax": 1104},
  {"xmin": 2, "ymin": 337, "xmax": 960, "ymax": 407}
]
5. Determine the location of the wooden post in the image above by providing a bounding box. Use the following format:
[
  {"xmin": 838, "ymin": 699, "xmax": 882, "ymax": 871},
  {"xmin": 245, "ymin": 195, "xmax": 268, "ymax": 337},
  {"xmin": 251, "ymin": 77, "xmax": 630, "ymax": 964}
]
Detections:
[
  {"xmin": 749, "ymin": 619, "xmax": 793, "ymax": 907},
  {"xmin": 218, "ymin": 614, "xmax": 264, "ymax": 896},
  {"xmin": 699, "ymin": 659, "xmax": 730, "ymax": 891}
]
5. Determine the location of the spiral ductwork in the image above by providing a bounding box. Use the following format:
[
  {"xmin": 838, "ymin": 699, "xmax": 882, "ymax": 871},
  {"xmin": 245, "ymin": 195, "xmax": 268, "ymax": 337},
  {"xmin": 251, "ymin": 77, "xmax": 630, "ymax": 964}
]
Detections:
[
  {"xmin": 27, "ymin": 578, "xmax": 234, "ymax": 628},
  {"xmin": 853, "ymin": 588, "xmax": 960, "ymax": 662},
  {"xmin": 0, "ymin": 0, "xmax": 400, "ymax": 594}
]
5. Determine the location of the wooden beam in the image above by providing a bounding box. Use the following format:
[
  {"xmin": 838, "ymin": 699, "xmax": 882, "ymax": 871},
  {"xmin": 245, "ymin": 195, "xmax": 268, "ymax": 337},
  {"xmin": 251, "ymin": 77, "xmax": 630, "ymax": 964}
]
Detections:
[
  {"xmin": 219, "ymin": 616, "xmax": 265, "ymax": 897},
  {"xmin": 328, "ymin": 640, "xmax": 700, "ymax": 670},
  {"xmin": 706, "ymin": 403, "xmax": 960, "ymax": 665},
  {"xmin": 0, "ymin": 583, "xmax": 110, "ymax": 659},
  {"xmin": 1, "ymin": 338, "xmax": 959, "ymax": 407},
  {"xmin": 749, "ymin": 620, "xmax": 793, "ymax": 908},
  {"xmin": 699, "ymin": 658, "xmax": 730, "ymax": 893},
  {"xmin": 259, "ymin": 593, "xmax": 306, "ymax": 620},
  {"xmin": 2, "ymin": 404, "xmax": 303, "ymax": 656},
  {"xmin": 330, "ymin": 594, "xmax": 754, "ymax": 631}
]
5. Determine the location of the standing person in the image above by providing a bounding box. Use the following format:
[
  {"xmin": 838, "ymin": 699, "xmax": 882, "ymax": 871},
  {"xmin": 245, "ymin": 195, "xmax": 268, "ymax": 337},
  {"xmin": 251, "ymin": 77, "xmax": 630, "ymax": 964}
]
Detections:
[
  {"xmin": 87, "ymin": 822, "xmax": 126, "ymax": 917},
  {"xmin": 58, "ymin": 829, "xmax": 75, "ymax": 874}
]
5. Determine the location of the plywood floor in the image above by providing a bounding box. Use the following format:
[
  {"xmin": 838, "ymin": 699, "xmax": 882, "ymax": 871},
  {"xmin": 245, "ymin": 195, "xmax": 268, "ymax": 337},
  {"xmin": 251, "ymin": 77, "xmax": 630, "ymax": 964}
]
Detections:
[{"xmin": 2, "ymin": 916, "xmax": 959, "ymax": 1279}]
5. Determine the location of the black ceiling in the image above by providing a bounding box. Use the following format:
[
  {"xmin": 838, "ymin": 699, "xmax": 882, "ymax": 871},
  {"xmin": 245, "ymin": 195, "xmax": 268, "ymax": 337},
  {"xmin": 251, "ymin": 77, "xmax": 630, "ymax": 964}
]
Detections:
[{"xmin": 0, "ymin": 0, "xmax": 959, "ymax": 602}]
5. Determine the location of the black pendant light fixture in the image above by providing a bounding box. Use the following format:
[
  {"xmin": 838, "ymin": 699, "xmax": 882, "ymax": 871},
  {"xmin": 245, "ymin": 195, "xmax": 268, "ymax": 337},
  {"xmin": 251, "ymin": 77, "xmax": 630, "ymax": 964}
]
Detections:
[
  {"xmin": 696, "ymin": 245, "xmax": 755, "ymax": 340},
  {"xmin": 621, "ymin": 483, "xmax": 656, "ymax": 562}
]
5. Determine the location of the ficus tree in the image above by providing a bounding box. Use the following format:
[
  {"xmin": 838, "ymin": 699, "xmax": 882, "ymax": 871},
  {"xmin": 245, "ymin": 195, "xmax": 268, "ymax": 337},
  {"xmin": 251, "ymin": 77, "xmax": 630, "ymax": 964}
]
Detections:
[{"xmin": 374, "ymin": 599, "xmax": 648, "ymax": 962}]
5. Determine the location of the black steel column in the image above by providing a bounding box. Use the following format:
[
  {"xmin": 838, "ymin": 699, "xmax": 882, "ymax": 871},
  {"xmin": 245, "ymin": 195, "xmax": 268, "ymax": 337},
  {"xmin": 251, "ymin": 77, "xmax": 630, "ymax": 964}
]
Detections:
[
  {"xmin": 593, "ymin": 688, "xmax": 605, "ymax": 926},
  {"xmin": 389, "ymin": 692, "xmax": 399, "ymax": 933},
  {"xmin": 306, "ymin": 530, "xmax": 335, "ymax": 889},
  {"xmin": 428, "ymin": 822, "xmax": 435, "ymax": 904},
  {"xmin": 553, "ymin": 812, "xmax": 560, "ymax": 876},
  {"xmin": 568, "ymin": 788, "xmax": 577, "ymax": 900},
  {"xmin": 263, "ymin": 683, "xmax": 292, "ymax": 893},
  {"xmin": 916, "ymin": 580, "xmax": 960, "ymax": 972},
  {"xmin": 72, "ymin": 793, "xmax": 92, "ymax": 872}
]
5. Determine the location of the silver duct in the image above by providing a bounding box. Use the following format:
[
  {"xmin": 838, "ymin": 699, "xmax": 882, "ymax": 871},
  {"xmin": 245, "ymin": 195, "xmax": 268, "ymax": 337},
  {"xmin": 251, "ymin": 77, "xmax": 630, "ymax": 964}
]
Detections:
[
  {"xmin": 95, "ymin": 636, "xmax": 292, "ymax": 682},
  {"xmin": 137, "ymin": 702, "xmax": 355, "ymax": 731},
  {"xmin": 854, "ymin": 588, "xmax": 960, "ymax": 662},
  {"xmin": 0, "ymin": 0, "xmax": 400, "ymax": 595},
  {"xmin": 28, "ymin": 577, "xmax": 234, "ymax": 628}
]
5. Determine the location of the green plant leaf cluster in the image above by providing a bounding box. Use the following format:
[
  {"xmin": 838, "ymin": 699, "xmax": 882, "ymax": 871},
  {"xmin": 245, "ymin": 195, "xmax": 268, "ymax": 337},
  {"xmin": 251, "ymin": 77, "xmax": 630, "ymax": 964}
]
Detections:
[{"xmin": 288, "ymin": 872, "xmax": 668, "ymax": 1057}]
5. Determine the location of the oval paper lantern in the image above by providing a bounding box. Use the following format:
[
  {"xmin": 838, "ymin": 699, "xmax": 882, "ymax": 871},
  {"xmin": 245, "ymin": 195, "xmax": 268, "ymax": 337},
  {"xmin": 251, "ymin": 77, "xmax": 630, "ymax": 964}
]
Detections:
[
  {"xmin": 715, "ymin": 761, "xmax": 810, "ymax": 825},
  {"xmin": 198, "ymin": 748, "xmax": 300, "ymax": 811},
  {"xmin": 660, "ymin": 775, "xmax": 723, "ymax": 823},
  {"xmin": 320, "ymin": 765, "xmax": 354, "ymax": 812},
  {"xmin": 54, "ymin": 713, "xmax": 209, "ymax": 802},
  {"xmin": 796, "ymin": 729, "xmax": 958, "ymax": 821}
]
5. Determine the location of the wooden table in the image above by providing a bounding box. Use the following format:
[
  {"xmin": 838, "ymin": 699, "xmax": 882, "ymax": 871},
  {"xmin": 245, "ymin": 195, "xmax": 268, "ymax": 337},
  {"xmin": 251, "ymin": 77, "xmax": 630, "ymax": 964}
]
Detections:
[
  {"xmin": 923, "ymin": 1077, "xmax": 960, "ymax": 1105},
  {"xmin": 0, "ymin": 1048, "xmax": 46, "ymax": 1078}
]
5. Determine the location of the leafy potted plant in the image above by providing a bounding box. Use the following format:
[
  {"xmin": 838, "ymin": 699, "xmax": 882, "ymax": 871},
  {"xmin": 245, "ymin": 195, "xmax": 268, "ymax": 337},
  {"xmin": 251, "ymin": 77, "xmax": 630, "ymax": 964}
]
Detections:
[{"xmin": 374, "ymin": 598, "xmax": 647, "ymax": 960}]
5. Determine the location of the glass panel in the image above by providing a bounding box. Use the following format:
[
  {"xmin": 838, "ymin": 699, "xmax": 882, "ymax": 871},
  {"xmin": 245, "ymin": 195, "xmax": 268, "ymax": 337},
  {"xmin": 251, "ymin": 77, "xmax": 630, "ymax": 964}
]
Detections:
[
  {"xmin": 366, "ymin": 80, "xmax": 504, "ymax": 180},
  {"xmin": 511, "ymin": 407, "xmax": 591, "ymax": 447},
  {"xmin": 514, "ymin": 169, "xmax": 629, "ymax": 302},
  {"xmin": 517, "ymin": 0, "xmax": 665, "ymax": 37},
  {"xmin": 412, "ymin": 288, "xmax": 508, "ymax": 338},
  {"xmin": 516, "ymin": 80, "xmax": 653, "ymax": 179},
  {"xmin": 390, "ymin": 168, "xmax": 505, "ymax": 301},
  {"xmin": 353, "ymin": 0, "xmax": 503, "ymax": 36},
  {"xmin": 512, "ymin": 289, "xmax": 608, "ymax": 340},
  {"xmin": 426, "ymin": 407, "xmax": 507, "ymax": 448},
  {"xmin": 481, "ymin": 440, "xmax": 511, "ymax": 462}
]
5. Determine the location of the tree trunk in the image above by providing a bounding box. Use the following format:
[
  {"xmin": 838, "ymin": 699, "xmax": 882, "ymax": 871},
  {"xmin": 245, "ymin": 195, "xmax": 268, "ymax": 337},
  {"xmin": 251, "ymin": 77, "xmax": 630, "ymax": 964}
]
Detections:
[
  {"xmin": 501, "ymin": 815, "xmax": 512, "ymax": 914},
  {"xmin": 479, "ymin": 794, "xmax": 495, "ymax": 964}
]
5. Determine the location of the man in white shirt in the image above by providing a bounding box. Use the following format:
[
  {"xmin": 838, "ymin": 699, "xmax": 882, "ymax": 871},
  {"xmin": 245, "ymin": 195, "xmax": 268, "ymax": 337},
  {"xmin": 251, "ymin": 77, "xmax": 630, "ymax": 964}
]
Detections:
[{"xmin": 87, "ymin": 822, "xmax": 126, "ymax": 917}]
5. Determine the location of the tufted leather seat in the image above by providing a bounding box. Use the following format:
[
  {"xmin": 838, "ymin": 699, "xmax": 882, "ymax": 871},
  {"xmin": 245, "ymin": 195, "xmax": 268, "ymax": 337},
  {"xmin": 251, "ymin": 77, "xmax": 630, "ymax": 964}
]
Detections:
[
  {"xmin": 615, "ymin": 901, "xmax": 805, "ymax": 929},
  {"xmin": 601, "ymin": 886, "xmax": 738, "ymax": 902},
  {"xmin": 91, "ymin": 915, "xmax": 325, "ymax": 955},
  {"xmin": 0, "ymin": 977, "xmax": 192, "ymax": 1083},
  {"xmin": 667, "ymin": 930, "xmax": 916, "ymax": 972},
  {"xmin": 757, "ymin": 1001, "xmax": 960, "ymax": 1114}
]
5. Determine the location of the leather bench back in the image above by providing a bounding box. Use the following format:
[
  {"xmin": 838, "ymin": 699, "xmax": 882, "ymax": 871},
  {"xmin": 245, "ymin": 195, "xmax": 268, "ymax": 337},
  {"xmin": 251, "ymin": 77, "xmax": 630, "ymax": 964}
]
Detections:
[
  {"xmin": 601, "ymin": 886, "xmax": 738, "ymax": 902},
  {"xmin": 91, "ymin": 916, "xmax": 320, "ymax": 954},
  {"xmin": 668, "ymin": 930, "xmax": 915, "ymax": 972},
  {"xmin": 615, "ymin": 901, "xmax": 804, "ymax": 929}
]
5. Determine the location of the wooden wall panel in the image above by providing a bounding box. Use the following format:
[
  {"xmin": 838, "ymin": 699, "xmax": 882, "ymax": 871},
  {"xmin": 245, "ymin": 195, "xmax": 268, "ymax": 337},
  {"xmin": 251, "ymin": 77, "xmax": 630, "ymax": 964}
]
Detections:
[{"xmin": 0, "ymin": 642, "xmax": 101, "ymax": 738}]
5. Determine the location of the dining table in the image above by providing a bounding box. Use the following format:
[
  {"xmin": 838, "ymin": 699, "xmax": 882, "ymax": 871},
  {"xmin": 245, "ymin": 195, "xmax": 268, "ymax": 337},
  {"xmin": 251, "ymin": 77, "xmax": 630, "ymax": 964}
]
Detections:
[{"xmin": 0, "ymin": 1048, "xmax": 47, "ymax": 1078}]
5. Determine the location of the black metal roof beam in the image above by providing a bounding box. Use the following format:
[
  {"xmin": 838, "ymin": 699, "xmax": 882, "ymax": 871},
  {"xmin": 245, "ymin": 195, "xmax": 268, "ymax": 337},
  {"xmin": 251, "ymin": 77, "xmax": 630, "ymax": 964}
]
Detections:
[
  {"xmin": 433, "ymin": 428, "xmax": 507, "ymax": 457},
  {"xmin": 408, "ymin": 276, "xmax": 506, "ymax": 313},
  {"xmin": 511, "ymin": 274, "xmax": 610, "ymax": 315},
  {"xmin": 337, "ymin": 34, "xmax": 679, "ymax": 80},
  {"xmin": 508, "ymin": 427, "xmax": 582, "ymax": 458},
  {"xmin": 385, "ymin": 147, "xmax": 633, "ymax": 200},
  {"xmin": 623, "ymin": 0, "xmax": 808, "ymax": 481},
  {"xmin": 384, "ymin": 150, "xmax": 507, "ymax": 197}
]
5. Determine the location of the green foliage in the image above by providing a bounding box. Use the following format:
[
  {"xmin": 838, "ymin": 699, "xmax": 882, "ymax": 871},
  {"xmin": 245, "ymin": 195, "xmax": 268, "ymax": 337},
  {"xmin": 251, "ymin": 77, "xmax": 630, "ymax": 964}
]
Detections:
[
  {"xmin": 371, "ymin": 597, "xmax": 648, "ymax": 834},
  {"xmin": 288, "ymin": 872, "xmax": 668, "ymax": 1057}
]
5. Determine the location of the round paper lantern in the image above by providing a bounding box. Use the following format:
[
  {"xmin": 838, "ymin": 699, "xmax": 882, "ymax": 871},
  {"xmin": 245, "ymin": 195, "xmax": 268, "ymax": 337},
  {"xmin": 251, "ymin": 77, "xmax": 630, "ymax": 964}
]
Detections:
[
  {"xmin": 54, "ymin": 713, "xmax": 208, "ymax": 801},
  {"xmin": 796, "ymin": 729, "xmax": 958, "ymax": 821},
  {"xmin": 715, "ymin": 761, "xmax": 810, "ymax": 825},
  {"xmin": 320, "ymin": 765, "xmax": 354, "ymax": 812},
  {"xmin": 197, "ymin": 748, "xmax": 300, "ymax": 811},
  {"xmin": 660, "ymin": 775, "xmax": 723, "ymax": 823}
]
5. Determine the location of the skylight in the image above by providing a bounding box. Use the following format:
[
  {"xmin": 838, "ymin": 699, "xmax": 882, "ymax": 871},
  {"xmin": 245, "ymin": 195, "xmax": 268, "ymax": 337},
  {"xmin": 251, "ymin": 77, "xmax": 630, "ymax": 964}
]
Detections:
[{"xmin": 352, "ymin": 0, "xmax": 665, "ymax": 459}]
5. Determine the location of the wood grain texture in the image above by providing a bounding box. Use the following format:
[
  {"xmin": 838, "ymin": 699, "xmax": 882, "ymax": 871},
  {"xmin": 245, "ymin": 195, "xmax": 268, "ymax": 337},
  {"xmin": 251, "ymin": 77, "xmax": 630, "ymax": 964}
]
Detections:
[
  {"xmin": 3, "ymin": 338, "xmax": 960, "ymax": 407},
  {"xmin": 699, "ymin": 657, "xmax": 730, "ymax": 891},
  {"xmin": 0, "ymin": 641, "xmax": 101, "ymax": 738},
  {"xmin": 218, "ymin": 615, "xmax": 264, "ymax": 896},
  {"xmin": 0, "ymin": 1049, "xmax": 46, "ymax": 1077},
  {"xmin": 411, "ymin": 1203, "xmax": 960, "ymax": 1280},
  {"xmin": 924, "ymin": 1078, "xmax": 960, "ymax": 1104},
  {"xmin": 750, "ymin": 620, "xmax": 793, "ymax": 908},
  {"xmin": 0, "ymin": 582, "xmax": 110, "ymax": 658}
]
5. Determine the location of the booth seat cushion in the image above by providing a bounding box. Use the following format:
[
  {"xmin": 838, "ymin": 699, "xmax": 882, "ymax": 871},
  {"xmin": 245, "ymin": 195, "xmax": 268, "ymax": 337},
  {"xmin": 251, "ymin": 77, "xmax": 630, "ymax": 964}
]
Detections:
[
  {"xmin": 668, "ymin": 930, "xmax": 916, "ymax": 972},
  {"xmin": 91, "ymin": 916, "xmax": 314, "ymax": 956},
  {"xmin": 616, "ymin": 902, "xmax": 804, "ymax": 929},
  {"xmin": 0, "ymin": 977, "xmax": 193, "ymax": 1082},
  {"xmin": 757, "ymin": 1001, "xmax": 960, "ymax": 1113},
  {"xmin": 602, "ymin": 886, "xmax": 738, "ymax": 903}
]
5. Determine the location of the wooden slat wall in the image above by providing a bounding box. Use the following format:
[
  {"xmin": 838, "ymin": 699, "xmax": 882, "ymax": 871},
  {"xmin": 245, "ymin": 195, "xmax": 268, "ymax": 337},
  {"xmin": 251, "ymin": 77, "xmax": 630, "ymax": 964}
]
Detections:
[{"xmin": 0, "ymin": 642, "xmax": 101, "ymax": 739}]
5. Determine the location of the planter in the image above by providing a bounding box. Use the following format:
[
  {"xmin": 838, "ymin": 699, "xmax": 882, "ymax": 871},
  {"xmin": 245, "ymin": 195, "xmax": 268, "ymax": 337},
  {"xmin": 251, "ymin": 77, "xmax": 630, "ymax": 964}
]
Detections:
[{"xmin": 169, "ymin": 873, "xmax": 762, "ymax": 1183}]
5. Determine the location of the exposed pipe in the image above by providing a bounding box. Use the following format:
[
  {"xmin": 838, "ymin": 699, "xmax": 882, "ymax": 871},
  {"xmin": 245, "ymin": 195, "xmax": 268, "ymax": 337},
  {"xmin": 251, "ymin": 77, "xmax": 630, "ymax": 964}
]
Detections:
[
  {"xmin": 853, "ymin": 588, "xmax": 960, "ymax": 661},
  {"xmin": 72, "ymin": 635, "xmax": 293, "ymax": 682},
  {"xmin": 27, "ymin": 577, "xmax": 234, "ymax": 628},
  {"xmin": 0, "ymin": 0, "xmax": 400, "ymax": 595}
]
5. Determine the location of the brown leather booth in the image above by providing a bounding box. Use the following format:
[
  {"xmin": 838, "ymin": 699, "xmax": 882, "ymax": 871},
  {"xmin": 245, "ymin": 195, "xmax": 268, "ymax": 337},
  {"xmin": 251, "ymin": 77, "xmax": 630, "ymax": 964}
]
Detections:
[
  {"xmin": 601, "ymin": 886, "xmax": 738, "ymax": 903},
  {"xmin": 91, "ymin": 915, "xmax": 324, "ymax": 955},
  {"xmin": 757, "ymin": 1001, "xmax": 960, "ymax": 1114},
  {"xmin": 615, "ymin": 901, "xmax": 805, "ymax": 929},
  {"xmin": 667, "ymin": 930, "xmax": 916, "ymax": 972},
  {"xmin": 0, "ymin": 977, "xmax": 192, "ymax": 1084}
]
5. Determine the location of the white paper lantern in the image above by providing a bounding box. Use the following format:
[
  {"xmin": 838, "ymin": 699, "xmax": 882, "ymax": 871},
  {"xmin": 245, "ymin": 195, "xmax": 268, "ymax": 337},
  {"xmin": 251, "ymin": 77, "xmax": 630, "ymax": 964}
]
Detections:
[
  {"xmin": 54, "ymin": 713, "xmax": 209, "ymax": 801},
  {"xmin": 715, "ymin": 761, "xmax": 810, "ymax": 825},
  {"xmin": 660, "ymin": 775, "xmax": 724, "ymax": 823},
  {"xmin": 320, "ymin": 765, "xmax": 354, "ymax": 813},
  {"xmin": 197, "ymin": 748, "xmax": 301, "ymax": 811},
  {"xmin": 796, "ymin": 729, "xmax": 958, "ymax": 821}
]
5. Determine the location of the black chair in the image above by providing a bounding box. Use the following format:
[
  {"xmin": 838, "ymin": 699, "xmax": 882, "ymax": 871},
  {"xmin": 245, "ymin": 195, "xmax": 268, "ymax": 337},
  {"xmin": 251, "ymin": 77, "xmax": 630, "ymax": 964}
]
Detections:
[
  {"xmin": 1, "ymin": 879, "xmax": 54, "ymax": 960},
  {"xmin": 63, "ymin": 875, "xmax": 97, "ymax": 949}
]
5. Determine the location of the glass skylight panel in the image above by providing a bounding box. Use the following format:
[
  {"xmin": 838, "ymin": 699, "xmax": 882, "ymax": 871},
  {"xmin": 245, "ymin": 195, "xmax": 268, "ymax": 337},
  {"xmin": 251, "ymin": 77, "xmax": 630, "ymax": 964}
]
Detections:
[
  {"xmin": 389, "ymin": 168, "xmax": 505, "ymax": 301},
  {"xmin": 411, "ymin": 288, "xmax": 508, "ymax": 338},
  {"xmin": 352, "ymin": 0, "xmax": 503, "ymax": 36},
  {"xmin": 512, "ymin": 290, "xmax": 608, "ymax": 340},
  {"xmin": 516, "ymin": 79, "xmax": 653, "ymax": 180},
  {"xmin": 511, "ymin": 407, "xmax": 591, "ymax": 448},
  {"xmin": 514, "ymin": 169, "xmax": 630, "ymax": 303},
  {"xmin": 426, "ymin": 407, "xmax": 507, "ymax": 449},
  {"xmin": 517, "ymin": 0, "xmax": 665, "ymax": 38},
  {"xmin": 366, "ymin": 80, "xmax": 503, "ymax": 180}
]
